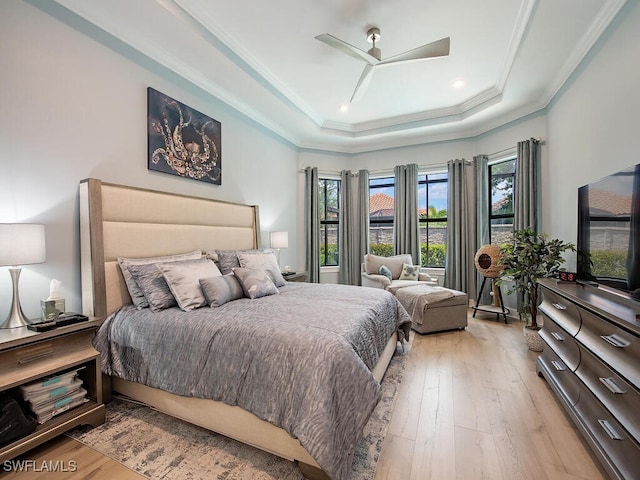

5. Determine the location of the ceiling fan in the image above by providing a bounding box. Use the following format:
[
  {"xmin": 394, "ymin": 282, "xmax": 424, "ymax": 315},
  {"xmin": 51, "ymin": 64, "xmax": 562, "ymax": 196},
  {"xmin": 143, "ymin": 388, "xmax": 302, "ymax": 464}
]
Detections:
[{"xmin": 315, "ymin": 27, "xmax": 450, "ymax": 103}]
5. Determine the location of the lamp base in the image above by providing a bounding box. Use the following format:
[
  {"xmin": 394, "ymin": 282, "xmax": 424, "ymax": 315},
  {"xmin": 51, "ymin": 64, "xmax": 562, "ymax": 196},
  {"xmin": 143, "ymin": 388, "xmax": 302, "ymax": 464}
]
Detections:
[{"xmin": 1, "ymin": 267, "xmax": 33, "ymax": 329}]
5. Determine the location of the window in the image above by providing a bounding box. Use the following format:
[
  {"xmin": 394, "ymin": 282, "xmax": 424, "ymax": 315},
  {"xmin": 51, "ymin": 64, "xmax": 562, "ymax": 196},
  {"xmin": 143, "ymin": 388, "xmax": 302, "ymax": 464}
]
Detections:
[
  {"xmin": 369, "ymin": 177, "xmax": 395, "ymax": 257},
  {"xmin": 368, "ymin": 173, "xmax": 449, "ymax": 267},
  {"xmin": 319, "ymin": 178, "xmax": 340, "ymax": 266},
  {"xmin": 419, "ymin": 172, "xmax": 448, "ymax": 267},
  {"xmin": 489, "ymin": 158, "xmax": 516, "ymax": 244}
]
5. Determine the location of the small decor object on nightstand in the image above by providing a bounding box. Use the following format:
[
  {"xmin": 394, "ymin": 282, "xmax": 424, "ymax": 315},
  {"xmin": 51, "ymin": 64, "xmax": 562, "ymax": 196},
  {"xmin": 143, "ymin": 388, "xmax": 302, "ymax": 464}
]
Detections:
[
  {"xmin": 0, "ymin": 224, "xmax": 46, "ymax": 329},
  {"xmin": 41, "ymin": 279, "xmax": 65, "ymax": 320}
]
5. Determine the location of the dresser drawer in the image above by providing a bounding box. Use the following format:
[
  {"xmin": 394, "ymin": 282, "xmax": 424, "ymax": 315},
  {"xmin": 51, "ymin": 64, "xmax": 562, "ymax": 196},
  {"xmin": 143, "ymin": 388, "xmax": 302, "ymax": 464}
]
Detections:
[
  {"xmin": 539, "ymin": 287, "xmax": 581, "ymax": 336},
  {"xmin": 538, "ymin": 346, "xmax": 580, "ymax": 406},
  {"xmin": 574, "ymin": 386, "xmax": 640, "ymax": 480},
  {"xmin": 576, "ymin": 308, "xmax": 640, "ymax": 390},
  {"xmin": 576, "ymin": 344, "xmax": 640, "ymax": 443},
  {"xmin": 539, "ymin": 313, "xmax": 581, "ymax": 371},
  {"xmin": 0, "ymin": 329, "xmax": 98, "ymax": 391}
]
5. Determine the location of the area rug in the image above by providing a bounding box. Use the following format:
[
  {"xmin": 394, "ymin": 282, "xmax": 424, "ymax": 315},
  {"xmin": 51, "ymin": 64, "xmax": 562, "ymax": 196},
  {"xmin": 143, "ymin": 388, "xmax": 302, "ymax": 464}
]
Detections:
[{"xmin": 67, "ymin": 334, "xmax": 412, "ymax": 480}]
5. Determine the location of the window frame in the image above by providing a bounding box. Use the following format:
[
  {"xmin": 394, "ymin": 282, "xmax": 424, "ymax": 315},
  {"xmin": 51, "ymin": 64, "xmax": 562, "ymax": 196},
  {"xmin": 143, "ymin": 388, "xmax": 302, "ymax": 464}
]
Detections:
[
  {"xmin": 318, "ymin": 177, "xmax": 340, "ymax": 267},
  {"xmin": 488, "ymin": 157, "xmax": 516, "ymax": 244},
  {"xmin": 419, "ymin": 171, "xmax": 448, "ymax": 268},
  {"xmin": 368, "ymin": 176, "xmax": 395, "ymax": 256}
]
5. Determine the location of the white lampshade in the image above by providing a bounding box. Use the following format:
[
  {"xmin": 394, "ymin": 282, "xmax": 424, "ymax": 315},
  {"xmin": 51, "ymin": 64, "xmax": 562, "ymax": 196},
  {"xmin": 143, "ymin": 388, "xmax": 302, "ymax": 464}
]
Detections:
[
  {"xmin": 270, "ymin": 231, "xmax": 289, "ymax": 249},
  {"xmin": 0, "ymin": 224, "xmax": 46, "ymax": 266},
  {"xmin": 0, "ymin": 224, "xmax": 46, "ymax": 328}
]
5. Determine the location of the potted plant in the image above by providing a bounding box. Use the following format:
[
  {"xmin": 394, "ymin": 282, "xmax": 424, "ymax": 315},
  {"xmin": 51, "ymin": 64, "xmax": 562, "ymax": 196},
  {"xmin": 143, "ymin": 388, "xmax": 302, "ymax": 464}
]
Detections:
[{"xmin": 497, "ymin": 228, "xmax": 575, "ymax": 351}]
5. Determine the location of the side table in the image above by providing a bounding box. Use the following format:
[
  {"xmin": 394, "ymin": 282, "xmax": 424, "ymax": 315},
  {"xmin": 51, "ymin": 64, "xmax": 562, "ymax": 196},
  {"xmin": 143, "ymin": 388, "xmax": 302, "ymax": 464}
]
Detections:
[
  {"xmin": 0, "ymin": 318, "xmax": 106, "ymax": 462},
  {"xmin": 283, "ymin": 271, "xmax": 308, "ymax": 282}
]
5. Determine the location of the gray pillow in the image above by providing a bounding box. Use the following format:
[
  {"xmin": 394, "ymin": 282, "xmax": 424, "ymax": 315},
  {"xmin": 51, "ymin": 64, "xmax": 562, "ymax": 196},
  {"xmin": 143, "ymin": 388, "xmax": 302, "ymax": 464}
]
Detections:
[
  {"xmin": 379, "ymin": 264, "xmax": 393, "ymax": 281},
  {"xmin": 127, "ymin": 263, "xmax": 176, "ymax": 312},
  {"xmin": 232, "ymin": 267, "xmax": 279, "ymax": 299},
  {"xmin": 264, "ymin": 265, "xmax": 286, "ymax": 287},
  {"xmin": 158, "ymin": 258, "xmax": 222, "ymax": 311},
  {"xmin": 118, "ymin": 250, "xmax": 201, "ymax": 308},
  {"xmin": 200, "ymin": 274, "xmax": 245, "ymax": 307},
  {"xmin": 237, "ymin": 251, "xmax": 278, "ymax": 269},
  {"xmin": 214, "ymin": 249, "xmax": 258, "ymax": 274}
]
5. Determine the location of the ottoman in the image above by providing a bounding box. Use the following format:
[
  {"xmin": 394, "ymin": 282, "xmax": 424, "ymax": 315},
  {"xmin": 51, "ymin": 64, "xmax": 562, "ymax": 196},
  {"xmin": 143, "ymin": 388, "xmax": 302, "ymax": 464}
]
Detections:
[{"xmin": 394, "ymin": 284, "xmax": 468, "ymax": 334}]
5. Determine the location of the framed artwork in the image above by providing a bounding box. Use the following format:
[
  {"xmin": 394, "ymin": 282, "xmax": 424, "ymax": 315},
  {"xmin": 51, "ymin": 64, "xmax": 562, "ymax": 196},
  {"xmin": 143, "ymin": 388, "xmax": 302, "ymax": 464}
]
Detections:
[{"xmin": 147, "ymin": 87, "xmax": 222, "ymax": 185}]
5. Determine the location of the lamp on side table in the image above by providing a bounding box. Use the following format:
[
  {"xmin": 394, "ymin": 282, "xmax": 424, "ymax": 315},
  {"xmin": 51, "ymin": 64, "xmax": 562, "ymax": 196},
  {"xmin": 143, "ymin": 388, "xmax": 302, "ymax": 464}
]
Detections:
[
  {"xmin": 269, "ymin": 231, "xmax": 288, "ymax": 270},
  {"xmin": 0, "ymin": 224, "xmax": 46, "ymax": 329}
]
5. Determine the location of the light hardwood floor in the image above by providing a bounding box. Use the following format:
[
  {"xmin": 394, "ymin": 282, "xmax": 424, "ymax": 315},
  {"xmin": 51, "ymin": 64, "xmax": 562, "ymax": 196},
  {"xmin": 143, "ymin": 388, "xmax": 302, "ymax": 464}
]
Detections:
[{"xmin": 3, "ymin": 312, "xmax": 606, "ymax": 480}]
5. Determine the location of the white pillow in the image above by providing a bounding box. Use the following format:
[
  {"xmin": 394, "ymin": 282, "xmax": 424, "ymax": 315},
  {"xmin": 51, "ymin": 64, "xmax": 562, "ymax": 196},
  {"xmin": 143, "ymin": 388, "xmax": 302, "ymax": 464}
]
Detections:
[{"xmin": 399, "ymin": 263, "xmax": 420, "ymax": 281}]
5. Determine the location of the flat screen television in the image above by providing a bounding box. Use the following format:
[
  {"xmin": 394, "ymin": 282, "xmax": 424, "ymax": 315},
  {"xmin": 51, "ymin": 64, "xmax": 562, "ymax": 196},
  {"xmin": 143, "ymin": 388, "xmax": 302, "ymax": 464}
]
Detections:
[{"xmin": 577, "ymin": 163, "xmax": 640, "ymax": 300}]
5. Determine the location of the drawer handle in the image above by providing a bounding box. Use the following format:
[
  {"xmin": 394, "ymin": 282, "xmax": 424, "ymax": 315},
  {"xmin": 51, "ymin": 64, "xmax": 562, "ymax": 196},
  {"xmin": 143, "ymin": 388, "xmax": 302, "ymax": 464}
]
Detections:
[
  {"xmin": 598, "ymin": 419, "xmax": 623, "ymax": 440},
  {"xmin": 551, "ymin": 331, "xmax": 565, "ymax": 341},
  {"xmin": 551, "ymin": 360, "xmax": 565, "ymax": 371},
  {"xmin": 600, "ymin": 334, "xmax": 631, "ymax": 348},
  {"xmin": 16, "ymin": 344, "xmax": 54, "ymax": 364},
  {"xmin": 552, "ymin": 303, "xmax": 566, "ymax": 311},
  {"xmin": 599, "ymin": 377, "xmax": 626, "ymax": 395}
]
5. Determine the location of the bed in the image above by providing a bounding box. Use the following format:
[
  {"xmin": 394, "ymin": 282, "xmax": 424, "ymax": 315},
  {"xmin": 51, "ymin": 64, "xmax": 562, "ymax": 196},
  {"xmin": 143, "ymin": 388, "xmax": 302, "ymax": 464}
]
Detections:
[{"xmin": 79, "ymin": 178, "xmax": 410, "ymax": 480}]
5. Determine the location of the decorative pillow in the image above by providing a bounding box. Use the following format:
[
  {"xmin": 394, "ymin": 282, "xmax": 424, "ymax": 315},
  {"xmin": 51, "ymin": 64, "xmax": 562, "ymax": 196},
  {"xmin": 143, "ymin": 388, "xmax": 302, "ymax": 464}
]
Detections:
[
  {"xmin": 263, "ymin": 264, "xmax": 286, "ymax": 287},
  {"xmin": 158, "ymin": 258, "xmax": 222, "ymax": 311},
  {"xmin": 399, "ymin": 263, "xmax": 420, "ymax": 281},
  {"xmin": 126, "ymin": 263, "xmax": 177, "ymax": 312},
  {"xmin": 215, "ymin": 249, "xmax": 259, "ymax": 275},
  {"xmin": 200, "ymin": 274, "xmax": 245, "ymax": 307},
  {"xmin": 379, "ymin": 264, "xmax": 393, "ymax": 281},
  {"xmin": 237, "ymin": 251, "xmax": 278, "ymax": 269},
  {"xmin": 118, "ymin": 250, "xmax": 202, "ymax": 309},
  {"xmin": 232, "ymin": 267, "xmax": 279, "ymax": 299}
]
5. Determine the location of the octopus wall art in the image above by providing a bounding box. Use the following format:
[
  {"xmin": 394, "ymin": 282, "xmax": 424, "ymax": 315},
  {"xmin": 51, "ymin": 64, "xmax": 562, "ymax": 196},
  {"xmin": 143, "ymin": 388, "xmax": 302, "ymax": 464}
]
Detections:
[{"xmin": 147, "ymin": 87, "xmax": 222, "ymax": 185}]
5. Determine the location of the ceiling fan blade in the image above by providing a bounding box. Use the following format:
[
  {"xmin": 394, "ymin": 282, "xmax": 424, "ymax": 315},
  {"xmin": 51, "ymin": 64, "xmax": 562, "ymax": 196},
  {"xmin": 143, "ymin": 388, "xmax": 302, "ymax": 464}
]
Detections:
[
  {"xmin": 315, "ymin": 33, "xmax": 379, "ymax": 65},
  {"xmin": 380, "ymin": 37, "xmax": 450, "ymax": 65},
  {"xmin": 350, "ymin": 64, "xmax": 375, "ymax": 103}
]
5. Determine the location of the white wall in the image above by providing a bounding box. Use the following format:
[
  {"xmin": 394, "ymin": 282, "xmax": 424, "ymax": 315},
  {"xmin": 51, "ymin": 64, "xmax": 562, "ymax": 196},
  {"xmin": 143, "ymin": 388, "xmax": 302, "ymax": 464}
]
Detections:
[
  {"xmin": 0, "ymin": 0, "xmax": 298, "ymax": 318},
  {"xmin": 545, "ymin": 0, "xmax": 640, "ymax": 271}
]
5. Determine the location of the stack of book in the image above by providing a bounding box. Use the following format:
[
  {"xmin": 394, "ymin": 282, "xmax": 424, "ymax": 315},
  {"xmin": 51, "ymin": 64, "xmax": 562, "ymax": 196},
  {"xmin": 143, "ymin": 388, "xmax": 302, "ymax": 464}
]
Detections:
[{"xmin": 18, "ymin": 368, "xmax": 88, "ymax": 424}]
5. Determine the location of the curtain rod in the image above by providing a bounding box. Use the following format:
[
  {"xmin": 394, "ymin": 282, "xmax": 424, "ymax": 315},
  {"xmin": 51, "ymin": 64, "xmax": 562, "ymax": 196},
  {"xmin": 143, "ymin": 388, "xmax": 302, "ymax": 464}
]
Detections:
[
  {"xmin": 299, "ymin": 160, "xmax": 471, "ymax": 176},
  {"xmin": 299, "ymin": 137, "xmax": 544, "ymax": 175}
]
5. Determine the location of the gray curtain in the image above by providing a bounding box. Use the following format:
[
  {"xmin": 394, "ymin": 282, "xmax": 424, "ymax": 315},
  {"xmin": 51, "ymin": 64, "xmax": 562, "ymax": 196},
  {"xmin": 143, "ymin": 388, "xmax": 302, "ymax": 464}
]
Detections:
[
  {"xmin": 393, "ymin": 164, "xmax": 420, "ymax": 263},
  {"xmin": 444, "ymin": 159, "xmax": 470, "ymax": 292},
  {"xmin": 358, "ymin": 169, "xmax": 370, "ymax": 283},
  {"xmin": 304, "ymin": 166, "xmax": 320, "ymax": 283},
  {"xmin": 338, "ymin": 170, "xmax": 354, "ymax": 285},
  {"xmin": 474, "ymin": 154, "xmax": 491, "ymax": 304},
  {"xmin": 514, "ymin": 138, "xmax": 539, "ymax": 231}
]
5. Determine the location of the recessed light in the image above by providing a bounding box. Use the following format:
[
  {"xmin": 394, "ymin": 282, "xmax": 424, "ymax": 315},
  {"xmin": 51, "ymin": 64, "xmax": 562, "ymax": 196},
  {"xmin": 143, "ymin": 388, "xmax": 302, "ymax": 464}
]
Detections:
[
  {"xmin": 452, "ymin": 80, "xmax": 465, "ymax": 89},
  {"xmin": 339, "ymin": 104, "xmax": 349, "ymax": 112}
]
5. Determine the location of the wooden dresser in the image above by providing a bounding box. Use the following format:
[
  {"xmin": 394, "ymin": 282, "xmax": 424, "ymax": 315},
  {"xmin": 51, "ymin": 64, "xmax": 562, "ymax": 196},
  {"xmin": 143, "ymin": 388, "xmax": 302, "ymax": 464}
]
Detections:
[{"xmin": 537, "ymin": 279, "xmax": 640, "ymax": 479}]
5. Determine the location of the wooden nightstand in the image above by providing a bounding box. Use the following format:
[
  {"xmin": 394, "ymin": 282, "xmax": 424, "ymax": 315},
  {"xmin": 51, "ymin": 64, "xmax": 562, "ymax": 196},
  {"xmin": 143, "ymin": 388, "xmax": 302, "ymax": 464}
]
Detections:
[
  {"xmin": 283, "ymin": 271, "xmax": 307, "ymax": 282},
  {"xmin": 0, "ymin": 318, "xmax": 106, "ymax": 462}
]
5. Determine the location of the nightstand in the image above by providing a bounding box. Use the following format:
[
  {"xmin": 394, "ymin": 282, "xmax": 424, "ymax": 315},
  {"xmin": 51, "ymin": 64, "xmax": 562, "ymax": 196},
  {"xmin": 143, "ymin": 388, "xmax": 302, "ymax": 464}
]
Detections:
[
  {"xmin": 283, "ymin": 271, "xmax": 307, "ymax": 282},
  {"xmin": 0, "ymin": 318, "xmax": 106, "ymax": 462}
]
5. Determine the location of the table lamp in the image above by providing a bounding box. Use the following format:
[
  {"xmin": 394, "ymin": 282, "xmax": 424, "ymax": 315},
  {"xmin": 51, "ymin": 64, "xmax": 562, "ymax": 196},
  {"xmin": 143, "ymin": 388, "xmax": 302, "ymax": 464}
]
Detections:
[
  {"xmin": 0, "ymin": 224, "xmax": 46, "ymax": 328},
  {"xmin": 269, "ymin": 231, "xmax": 288, "ymax": 269}
]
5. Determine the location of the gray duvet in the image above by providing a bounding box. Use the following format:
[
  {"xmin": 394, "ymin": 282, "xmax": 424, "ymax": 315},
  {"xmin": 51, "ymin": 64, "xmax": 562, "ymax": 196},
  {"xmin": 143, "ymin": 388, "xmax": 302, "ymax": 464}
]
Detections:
[{"xmin": 94, "ymin": 282, "xmax": 410, "ymax": 480}]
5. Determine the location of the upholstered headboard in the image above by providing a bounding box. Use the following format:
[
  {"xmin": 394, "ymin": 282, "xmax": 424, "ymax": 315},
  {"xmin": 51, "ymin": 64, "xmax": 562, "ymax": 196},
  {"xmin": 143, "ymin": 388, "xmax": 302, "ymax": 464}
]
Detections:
[{"xmin": 79, "ymin": 178, "xmax": 260, "ymax": 318}]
